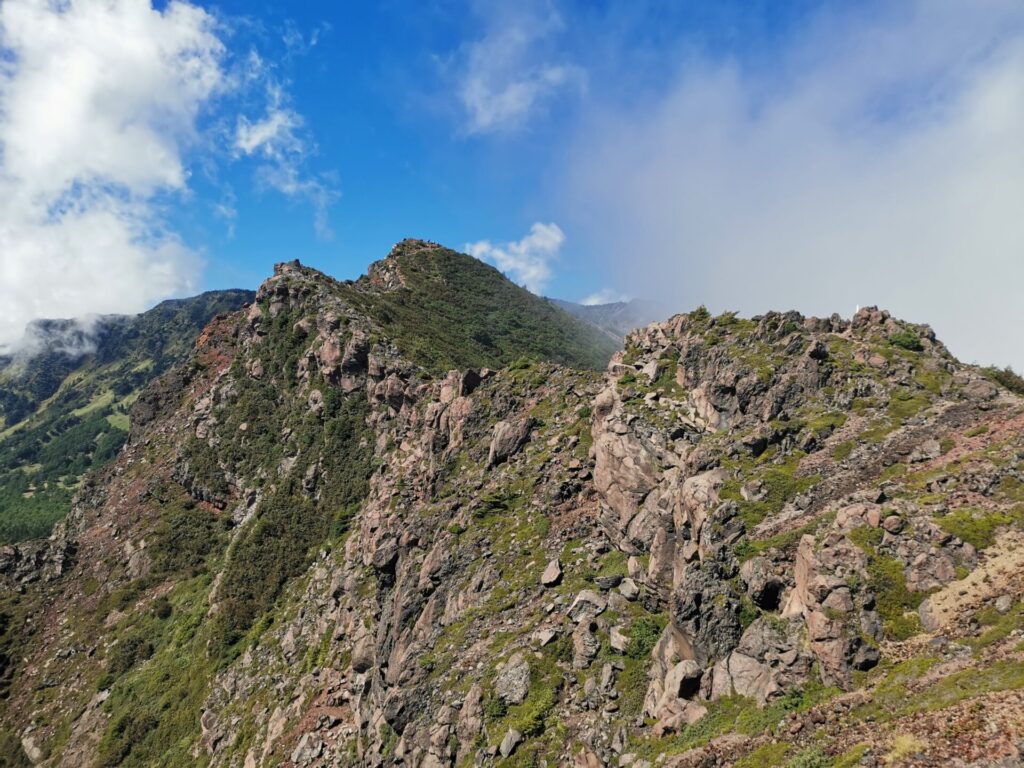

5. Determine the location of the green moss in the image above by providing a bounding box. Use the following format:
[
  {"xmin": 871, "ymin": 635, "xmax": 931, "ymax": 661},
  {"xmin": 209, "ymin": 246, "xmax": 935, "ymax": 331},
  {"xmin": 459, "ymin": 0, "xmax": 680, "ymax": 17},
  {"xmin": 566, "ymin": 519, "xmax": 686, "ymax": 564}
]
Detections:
[
  {"xmin": 935, "ymin": 506, "xmax": 1024, "ymax": 550},
  {"xmin": 889, "ymin": 330, "xmax": 923, "ymax": 352},
  {"xmin": 735, "ymin": 459, "xmax": 819, "ymax": 529},
  {"xmin": 833, "ymin": 744, "xmax": 870, "ymax": 768},
  {"xmin": 807, "ymin": 411, "xmax": 846, "ymax": 437},
  {"xmin": 887, "ymin": 389, "xmax": 931, "ymax": 422},
  {"xmin": 998, "ymin": 476, "xmax": 1024, "ymax": 503},
  {"xmin": 861, "ymin": 419, "xmax": 897, "ymax": 444},
  {"xmin": 849, "ymin": 525, "xmax": 883, "ymax": 552},
  {"xmin": 879, "ymin": 463, "xmax": 907, "ymax": 482},
  {"xmin": 913, "ymin": 366, "xmax": 950, "ymax": 395},
  {"xmin": 633, "ymin": 676, "xmax": 838, "ymax": 760},
  {"xmin": 965, "ymin": 424, "xmax": 989, "ymax": 438},
  {"xmin": 785, "ymin": 747, "xmax": 831, "ymax": 768},
  {"xmin": 969, "ymin": 602, "xmax": 1024, "ymax": 650},
  {"xmin": 734, "ymin": 742, "xmax": 790, "ymax": 768},
  {"xmin": 832, "ymin": 441, "xmax": 854, "ymax": 461},
  {"xmin": 852, "ymin": 534, "xmax": 924, "ymax": 640},
  {"xmin": 734, "ymin": 516, "xmax": 827, "ymax": 561}
]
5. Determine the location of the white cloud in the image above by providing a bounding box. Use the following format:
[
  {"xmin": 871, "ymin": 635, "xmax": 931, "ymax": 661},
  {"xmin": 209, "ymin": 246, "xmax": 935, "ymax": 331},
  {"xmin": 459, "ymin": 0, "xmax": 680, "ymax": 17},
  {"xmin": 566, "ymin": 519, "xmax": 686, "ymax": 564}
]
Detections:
[
  {"xmin": 581, "ymin": 289, "xmax": 630, "ymax": 306},
  {"xmin": 0, "ymin": 0, "xmax": 225, "ymax": 352},
  {"xmin": 234, "ymin": 82, "xmax": 337, "ymax": 239},
  {"xmin": 465, "ymin": 222, "xmax": 565, "ymax": 294},
  {"xmin": 454, "ymin": 6, "xmax": 585, "ymax": 134},
  {"xmin": 564, "ymin": 1, "xmax": 1024, "ymax": 369}
]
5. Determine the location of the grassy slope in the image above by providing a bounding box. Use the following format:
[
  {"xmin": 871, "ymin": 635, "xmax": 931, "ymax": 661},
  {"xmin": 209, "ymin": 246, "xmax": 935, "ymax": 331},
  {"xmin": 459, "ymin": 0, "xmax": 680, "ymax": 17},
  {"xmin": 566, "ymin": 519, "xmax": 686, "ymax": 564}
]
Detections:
[{"xmin": 344, "ymin": 243, "xmax": 619, "ymax": 372}]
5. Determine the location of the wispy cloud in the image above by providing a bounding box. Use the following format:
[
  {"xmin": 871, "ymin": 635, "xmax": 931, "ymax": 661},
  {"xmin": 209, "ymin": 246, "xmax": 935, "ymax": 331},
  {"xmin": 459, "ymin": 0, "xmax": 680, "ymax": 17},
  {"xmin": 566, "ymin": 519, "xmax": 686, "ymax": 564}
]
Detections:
[
  {"xmin": 465, "ymin": 222, "xmax": 565, "ymax": 294},
  {"xmin": 581, "ymin": 289, "xmax": 629, "ymax": 306},
  {"xmin": 451, "ymin": 5, "xmax": 585, "ymax": 135},
  {"xmin": 564, "ymin": 1, "xmax": 1024, "ymax": 369},
  {"xmin": 0, "ymin": 0, "xmax": 222, "ymax": 352},
  {"xmin": 234, "ymin": 76, "xmax": 338, "ymax": 239}
]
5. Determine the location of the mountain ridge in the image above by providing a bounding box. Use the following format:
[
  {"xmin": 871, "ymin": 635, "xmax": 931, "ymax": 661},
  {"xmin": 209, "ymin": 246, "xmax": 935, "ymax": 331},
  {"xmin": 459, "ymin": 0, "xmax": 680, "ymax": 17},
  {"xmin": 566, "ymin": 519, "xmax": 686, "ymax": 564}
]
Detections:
[{"xmin": 1, "ymin": 247, "xmax": 1023, "ymax": 767}]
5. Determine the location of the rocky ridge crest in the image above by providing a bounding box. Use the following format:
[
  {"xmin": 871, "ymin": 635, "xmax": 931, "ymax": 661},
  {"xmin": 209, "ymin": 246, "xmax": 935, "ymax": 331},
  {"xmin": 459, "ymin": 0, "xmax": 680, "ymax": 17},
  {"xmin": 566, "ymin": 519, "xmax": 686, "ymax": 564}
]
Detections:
[{"xmin": 2, "ymin": 256, "xmax": 1023, "ymax": 767}]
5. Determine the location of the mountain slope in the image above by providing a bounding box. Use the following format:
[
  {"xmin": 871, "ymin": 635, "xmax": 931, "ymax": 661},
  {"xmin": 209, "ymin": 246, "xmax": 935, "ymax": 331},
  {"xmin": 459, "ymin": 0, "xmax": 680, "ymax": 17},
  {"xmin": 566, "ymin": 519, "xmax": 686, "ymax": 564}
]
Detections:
[
  {"xmin": 1, "ymin": 251, "xmax": 1023, "ymax": 767},
  {"xmin": 344, "ymin": 239, "xmax": 619, "ymax": 371},
  {"xmin": 0, "ymin": 290, "xmax": 253, "ymax": 543}
]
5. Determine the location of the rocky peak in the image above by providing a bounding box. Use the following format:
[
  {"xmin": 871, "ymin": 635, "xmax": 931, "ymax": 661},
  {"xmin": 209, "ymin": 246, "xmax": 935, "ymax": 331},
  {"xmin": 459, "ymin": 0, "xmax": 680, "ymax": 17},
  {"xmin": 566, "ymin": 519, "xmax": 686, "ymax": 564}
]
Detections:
[{"xmin": 365, "ymin": 239, "xmax": 442, "ymax": 291}]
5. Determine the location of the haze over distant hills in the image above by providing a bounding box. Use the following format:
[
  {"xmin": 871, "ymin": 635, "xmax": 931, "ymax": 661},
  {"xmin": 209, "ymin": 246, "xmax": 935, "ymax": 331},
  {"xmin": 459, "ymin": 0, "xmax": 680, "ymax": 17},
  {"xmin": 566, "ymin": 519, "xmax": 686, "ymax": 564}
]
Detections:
[{"xmin": 550, "ymin": 298, "xmax": 663, "ymax": 343}]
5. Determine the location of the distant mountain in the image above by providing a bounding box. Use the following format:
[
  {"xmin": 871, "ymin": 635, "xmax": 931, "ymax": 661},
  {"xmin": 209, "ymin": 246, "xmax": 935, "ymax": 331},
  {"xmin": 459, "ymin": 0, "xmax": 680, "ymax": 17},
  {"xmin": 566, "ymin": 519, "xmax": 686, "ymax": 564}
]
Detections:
[
  {"xmin": 550, "ymin": 298, "xmax": 662, "ymax": 343},
  {"xmin": 0, "ymin": 289, "xmax": 253, "ymax": 542}
]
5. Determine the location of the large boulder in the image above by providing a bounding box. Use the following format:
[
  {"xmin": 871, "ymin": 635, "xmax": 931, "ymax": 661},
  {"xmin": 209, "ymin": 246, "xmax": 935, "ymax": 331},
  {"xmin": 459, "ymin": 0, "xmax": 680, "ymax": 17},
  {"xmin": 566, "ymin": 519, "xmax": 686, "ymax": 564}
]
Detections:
[
  {"xmin": 487, "ymin": 418, "xmax": 535, "ymax": 467},
  {"xmin": 494, "ymin": 653, "xmax": 530, "ymax": 705}
]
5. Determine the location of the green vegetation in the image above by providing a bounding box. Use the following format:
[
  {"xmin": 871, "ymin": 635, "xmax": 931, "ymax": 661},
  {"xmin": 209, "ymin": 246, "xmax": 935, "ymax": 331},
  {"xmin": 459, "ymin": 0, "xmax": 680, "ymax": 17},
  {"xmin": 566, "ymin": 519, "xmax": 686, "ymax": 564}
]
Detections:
[
  {"xmin": 982, "ymin": 365, "xmax": 1024, "ymax": 395},
  {"xmin": 849, "ymin": 526, "xmax": 923, "ymax": 639},
  {"xmin": 0, "ymin": 290, "xmax": 252, "ymax": 543},
  {"xmin": 207, "ymin": 392, "xmax": 372, "ymax": 658},
  {"xmin": 626, "ymin": 615, "xmax": 667, "ymax": 660},
  {"xmin": 832, "ymin": 440, "xmax": 854, "ymax": 461},
  {"xmin": 633, "ymin": 677, "xmax": 838, "ymax": 761},
  {"xmin": 888, "ymin": 330, "xmax": 923, "ymax": 352},
  {"xmin": 95, "ymin": 577, "xmax": 218, "ymax": 767},
  {"xmin": 785, "ymin": 747, "xmax": 831, "ymax": 768},
  {"xmin": 935, "ymin": 506, "xmax": 1024, "ymax": 550},
  {"xmin": 341, "ymin": 243, "xmax": 617, "ymax": 372},
  {"xmin": 970, "ymin": 602, "xmax": 1024, "ymax": 650},
  {"xmin": 721, "ymin": 453, "xmax": 819, "ymax": 529}
]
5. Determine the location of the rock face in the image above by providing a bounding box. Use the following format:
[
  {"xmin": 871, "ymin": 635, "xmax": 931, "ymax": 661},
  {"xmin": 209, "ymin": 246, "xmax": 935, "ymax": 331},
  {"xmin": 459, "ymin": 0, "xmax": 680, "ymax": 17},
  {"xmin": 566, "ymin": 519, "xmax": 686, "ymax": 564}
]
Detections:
[{"xmin": 2, "ymin": 256, "xmax": 1024, "ymax": 768}]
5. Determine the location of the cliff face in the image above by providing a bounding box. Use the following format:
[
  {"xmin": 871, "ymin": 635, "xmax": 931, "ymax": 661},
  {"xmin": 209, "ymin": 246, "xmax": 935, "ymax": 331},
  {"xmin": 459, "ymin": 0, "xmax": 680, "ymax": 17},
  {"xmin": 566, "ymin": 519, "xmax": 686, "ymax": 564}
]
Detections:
[{"xmin": 2, "ymin": 249, "xmax": 1023, "ymax": 768}]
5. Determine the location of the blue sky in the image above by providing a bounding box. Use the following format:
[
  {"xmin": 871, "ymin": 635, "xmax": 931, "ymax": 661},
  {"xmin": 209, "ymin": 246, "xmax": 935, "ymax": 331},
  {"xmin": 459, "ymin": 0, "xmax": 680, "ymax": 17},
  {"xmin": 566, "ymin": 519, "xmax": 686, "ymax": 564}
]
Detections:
[
  {"xmin": 183, "ymin": 0, "xmax": 822, "ymax": 295},
  {"xmin": 2, "ymin": 0, "xmax": 1024, "ymax": 368}
]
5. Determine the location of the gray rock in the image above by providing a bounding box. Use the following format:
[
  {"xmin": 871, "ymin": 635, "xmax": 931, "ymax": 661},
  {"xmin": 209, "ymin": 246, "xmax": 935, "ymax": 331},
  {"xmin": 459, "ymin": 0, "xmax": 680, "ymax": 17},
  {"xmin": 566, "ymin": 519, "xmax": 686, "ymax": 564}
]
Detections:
[
  {"xmin": 290, "ymin": 733, "xmax": 323, "ymax": 765},
  {"xmin": 618, "ymin": 577, "xmax": 640, "ymax": 601},
  {"xmin": 499, "ymin": 729, "xmax": 523, "ymax": 757},
  {"xmin": 494, "ymin": 652, "xmax": 530, "ymax": 705},
  {"xmin": 595, "ymin": 574, "xmax": 623, "ymax": 590},
  {"xmin": 995, "ymin": 594, "xmax": 1014, "ymax": 614},
  {"xmin": 573, "ymin": 622, "xmax": 601, "ymax": 668},
  {"xmin": 488, "ymin": 418, "xmax": 534, "ymax": 467},
  {"xmin": 568, "ymin": 590, "xmax": 607, "ymax": 623},
  {"xmin": 739, "ymin": 557, "xmax": 784, "ymax": 610},
  {"xmin": 533, "ymin": 628, "xmax": 558, "ymax": 647},
  {"xmin": 610, "ymin": 625, "xmax": 630, "ymax": 653},
  {"xmin": 540, "ymin": 558, "xmax": 563, "ymax": 587}
]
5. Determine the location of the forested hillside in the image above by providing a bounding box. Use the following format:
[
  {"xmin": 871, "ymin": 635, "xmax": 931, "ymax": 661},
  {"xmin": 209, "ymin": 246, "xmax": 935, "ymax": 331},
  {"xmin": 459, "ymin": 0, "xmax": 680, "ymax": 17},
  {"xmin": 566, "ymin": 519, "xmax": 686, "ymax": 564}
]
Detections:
[{"xmin": 0, "ymin": 290, "xmax": 253, "ymax": 542}]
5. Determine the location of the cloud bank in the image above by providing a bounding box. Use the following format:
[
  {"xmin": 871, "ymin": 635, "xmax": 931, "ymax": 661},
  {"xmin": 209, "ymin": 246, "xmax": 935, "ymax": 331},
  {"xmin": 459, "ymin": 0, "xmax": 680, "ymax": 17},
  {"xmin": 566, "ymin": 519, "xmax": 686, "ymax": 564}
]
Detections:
[
  {"xmin": 0, "ymin": 1, "xmax": 337, "ymax": 353},
  {"xmin": 564, "ymin": 1, "xmax": 1024, "ymax": 369},
  {"xmin": 0, "ymin": 0, "xmax": 224, "ymax": 352},
  {"xmin": 465, "ymin": 222, "xmax": 565, "ymax": 294},
  {"xmin": 451, "ymin": 4, "xmax": 584, "ymax": 135}
]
